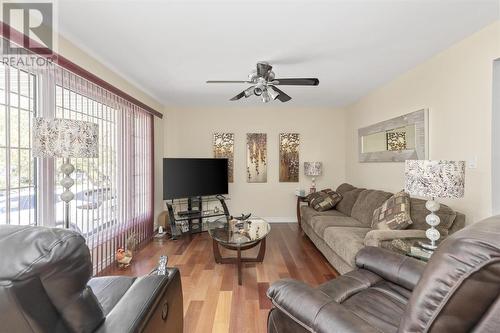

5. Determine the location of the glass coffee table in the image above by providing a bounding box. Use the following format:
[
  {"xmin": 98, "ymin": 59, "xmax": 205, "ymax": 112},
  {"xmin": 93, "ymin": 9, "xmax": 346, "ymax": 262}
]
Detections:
[{"xmin": 208, "ymin": 216, "xmax": 271, "ymax": 285}]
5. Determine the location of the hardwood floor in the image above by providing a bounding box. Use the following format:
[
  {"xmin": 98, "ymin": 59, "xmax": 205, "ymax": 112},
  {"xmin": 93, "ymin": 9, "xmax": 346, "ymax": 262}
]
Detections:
[{"xmin": 106, "ymin": 223, "xmax": 339, "ymax": 333}]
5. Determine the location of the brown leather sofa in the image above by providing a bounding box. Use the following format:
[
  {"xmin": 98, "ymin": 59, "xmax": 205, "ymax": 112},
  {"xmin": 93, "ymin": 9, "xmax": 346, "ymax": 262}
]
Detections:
[
  {"xmin": 0, "ymin": 225, "xmax": 183, "ymax": 333},
  {"xmin": 267, "ymin": 215, "xmax": 500, "ymax": 333}
]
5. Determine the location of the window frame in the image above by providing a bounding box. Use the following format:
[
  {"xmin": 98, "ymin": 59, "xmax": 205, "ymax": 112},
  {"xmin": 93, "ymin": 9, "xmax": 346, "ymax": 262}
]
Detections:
[{"xmin": 0, "ymin": 64, "xmax": 39, "ymax": 226}]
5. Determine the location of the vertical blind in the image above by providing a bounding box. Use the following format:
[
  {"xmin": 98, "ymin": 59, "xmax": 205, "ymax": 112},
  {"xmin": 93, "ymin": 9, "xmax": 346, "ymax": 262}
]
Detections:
[{"xmin": 1, "ymin": 37, "xmax": 154, "ymax": 274}]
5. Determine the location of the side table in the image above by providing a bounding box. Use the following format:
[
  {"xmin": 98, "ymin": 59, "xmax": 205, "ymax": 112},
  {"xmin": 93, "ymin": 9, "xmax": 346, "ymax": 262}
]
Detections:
[
  {"xmin": 405, "ymin": 246, "xmax": 431, "ymax": 262},
  {"xmin": 390, "ymin": 239, "xmax": 431, "ymax": 263},
  {"xmin": 296, "ymin": 195, "xmax": 308, "ymax": 228}
]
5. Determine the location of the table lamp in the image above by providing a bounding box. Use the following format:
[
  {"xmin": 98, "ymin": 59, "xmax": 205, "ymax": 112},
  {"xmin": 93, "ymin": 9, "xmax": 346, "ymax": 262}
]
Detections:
[
  {"xmin": 404, "ymin": 160, "xmax": 465, "ymax": 251},
  {"xmin": 33, "ymin": 118, "xmax": 99, "ymax": 229},
  {"xmin": 304, "ymin": 162, "xmax": 322, "ymax": 193}
]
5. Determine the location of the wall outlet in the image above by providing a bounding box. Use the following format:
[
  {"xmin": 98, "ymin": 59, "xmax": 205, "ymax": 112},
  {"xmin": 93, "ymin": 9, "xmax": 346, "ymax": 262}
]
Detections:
[{"xmin": 468, "ymin": 156, "xmax": 478, "ymax": 169}]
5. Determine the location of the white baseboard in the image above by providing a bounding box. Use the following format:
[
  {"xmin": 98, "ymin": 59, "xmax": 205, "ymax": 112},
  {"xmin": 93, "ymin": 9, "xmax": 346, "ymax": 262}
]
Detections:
[{"xmin": 262, "ymin": 217, "xmax": 297, "ymax": 223}]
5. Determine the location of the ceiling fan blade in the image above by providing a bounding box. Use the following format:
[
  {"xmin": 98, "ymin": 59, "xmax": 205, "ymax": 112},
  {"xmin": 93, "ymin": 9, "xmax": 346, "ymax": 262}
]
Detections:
[
  {"xmin": 273, "ymin": 78, "xmax": 319, "ymax": 86},
  {"xmin": 230, "ymin": 91, "xmax": 246, "ymax": 101},
  {"xmin": 207, "ymin": 80, "xmax": 250, "ymax": 84},
  {"xmin": 269, "ymin": 86, "xmax": 292, "ymax": 102}
]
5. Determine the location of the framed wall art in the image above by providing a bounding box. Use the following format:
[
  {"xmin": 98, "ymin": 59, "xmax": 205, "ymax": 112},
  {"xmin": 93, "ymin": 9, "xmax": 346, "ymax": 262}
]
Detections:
[
  {"xmin": 246, "ymin": 133, "xmax": 267, "ymax": 183},
  {"xmin": 213, "ymin": 132, "xmax": 234, "ymax": 182},
  {"xmin": 279, "ymin": 133, "xmax": 299, "ymax": 182}
]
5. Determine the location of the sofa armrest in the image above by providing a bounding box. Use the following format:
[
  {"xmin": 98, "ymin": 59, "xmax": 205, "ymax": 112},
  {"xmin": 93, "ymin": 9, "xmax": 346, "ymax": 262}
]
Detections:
[
  {"xmin": 267, "ymin": 279, "xmax": 380, "ymax": 333},
  {"xmin": 95, "ymin": 268, "xmax": 183, "ymax": 333},
  {"xmin": 364, "ymin": 229, "xmax": 426, "ymax": 247},
  {"xmin": 355, "ymin": 246, "xmax": 425, "ymax": 290}
]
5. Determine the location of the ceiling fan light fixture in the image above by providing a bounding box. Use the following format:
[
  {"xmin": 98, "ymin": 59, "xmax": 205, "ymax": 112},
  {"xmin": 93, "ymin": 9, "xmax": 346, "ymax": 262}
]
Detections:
[
  {"xmin": 244, "ymin": 86, "xmax": 255, "ymax": 97},
  {"xmin": 248, "ymin": 70, "xmax": 258, "ymax": 83},
  {"xmin": 262, "ymin": 90, "xmax": 271, "ymax": 103},
  {"xmin": 267, "ymin": 71, "xmax": 275, "ymax": 81},
  {"xmin": 267, "ymin": 86, "xmax": 280, "ymax": 100},
  {"xmin": 207, "ymin": 62, "xmax": 319, "ymax": 103},
  {"xmin": 254, "ymin": 86, "xmax": 264, "ymax": 96}
]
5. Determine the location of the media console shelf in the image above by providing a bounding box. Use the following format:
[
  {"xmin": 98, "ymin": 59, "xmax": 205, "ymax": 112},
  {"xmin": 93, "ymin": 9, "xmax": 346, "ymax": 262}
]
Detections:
[{"xmin": 166, "ymin": 195, "xmax": 230, "ymax": 239}]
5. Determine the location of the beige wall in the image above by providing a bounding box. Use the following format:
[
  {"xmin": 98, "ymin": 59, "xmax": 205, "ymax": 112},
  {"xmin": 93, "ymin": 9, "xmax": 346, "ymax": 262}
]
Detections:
[
  {"xmin": 56, "ymin": 35, "xmax": 163, "ymax": 112},
  {"xmin": 53, "ymin": 21, "xmax": 500, "ymax": 226},
  {"xmin": 159, "ymin": 107, "xmax": 346, "ymax": 221},
  {"xmin": 344, "ymin": 21, "xmax": 500, "ymax": 224}
]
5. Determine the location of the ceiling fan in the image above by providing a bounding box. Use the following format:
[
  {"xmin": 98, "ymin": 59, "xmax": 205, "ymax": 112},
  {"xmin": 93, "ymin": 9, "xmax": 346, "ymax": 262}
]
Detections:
[{"xmin": 206, "ymin": 62, "xmax": 319, "ymax": 103}]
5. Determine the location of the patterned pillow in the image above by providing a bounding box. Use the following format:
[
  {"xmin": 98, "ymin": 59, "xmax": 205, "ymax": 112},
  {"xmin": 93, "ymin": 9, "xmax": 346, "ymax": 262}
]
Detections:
[
  {"xmin": 372, "ymin": 190, "xmax": 413, "ymax": 230},
  {"xmin": 307, "ymin": 189, "xmax": 343, "ymax": 212}
]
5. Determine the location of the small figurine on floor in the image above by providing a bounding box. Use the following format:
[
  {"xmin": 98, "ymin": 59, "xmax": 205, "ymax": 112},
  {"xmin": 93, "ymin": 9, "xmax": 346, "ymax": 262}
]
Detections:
[
  {"xmin": 116, "ymin": 248, "xmax": 133, "ymax": 269},
  {"xmin": 116, "ymin": 232, "xmax": 139, "ymax": 269}
]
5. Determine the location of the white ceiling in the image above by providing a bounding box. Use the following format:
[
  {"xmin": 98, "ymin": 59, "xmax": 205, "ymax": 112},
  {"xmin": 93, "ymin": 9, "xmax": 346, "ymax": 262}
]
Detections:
[{"xmin": 57, "ymin": 0, "xmax": 499, "ymax": 108}]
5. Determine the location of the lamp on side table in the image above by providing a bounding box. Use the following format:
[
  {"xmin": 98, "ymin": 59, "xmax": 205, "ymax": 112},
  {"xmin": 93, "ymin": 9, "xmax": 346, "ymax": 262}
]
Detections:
[
  {"xmin": 304, "ymin": 162, "xmax": 322, "ymax": 194},
  {"xmin": 404, "ymin": 160, "xmax": 465, "ymax": 252}
]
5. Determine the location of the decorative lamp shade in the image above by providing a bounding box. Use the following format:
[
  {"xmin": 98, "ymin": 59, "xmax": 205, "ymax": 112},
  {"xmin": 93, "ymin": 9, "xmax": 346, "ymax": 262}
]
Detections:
[
  {"xmin": 405, "ymin": 160, "xmax": 465, "ymax": 199},
  {"xmin": 304, "ymin": 162, "xmax": 322, "ymax": 177},
  {"xmin": 32, "ymin": 118, "xmax": 99, "ymax": 158}
]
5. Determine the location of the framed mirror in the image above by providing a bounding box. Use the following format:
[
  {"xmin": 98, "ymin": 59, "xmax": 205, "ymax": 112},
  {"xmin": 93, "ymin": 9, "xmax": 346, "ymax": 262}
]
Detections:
[{"xmin": 358, "ymin": 109, "xmax": 428, "ymax": 162}]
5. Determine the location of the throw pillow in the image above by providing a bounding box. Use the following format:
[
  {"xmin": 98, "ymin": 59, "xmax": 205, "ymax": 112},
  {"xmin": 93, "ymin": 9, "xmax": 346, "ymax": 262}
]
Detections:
[
  {"xmin": 307, "ymin": 189, "xmax": 343, "ymax": 212},
  {"xmin": 372, "ymin": 190, "xmax": 412, "ymax": 230}
]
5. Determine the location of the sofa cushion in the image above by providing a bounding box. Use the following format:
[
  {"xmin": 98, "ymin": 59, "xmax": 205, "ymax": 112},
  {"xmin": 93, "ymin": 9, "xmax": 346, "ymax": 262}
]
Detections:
[
  {"xmin": 341, "ymin": 280, "xmax": 411, "ymax": 333},
  {"xmin": 323, "ymin": 227, "xmax": 370, "ymax": 267},
  {"xmin": 335, "ymin": 186, "xmax": 365, "ymax": 216},
  {"xmin": 408, "ymin": 198, "xmax": 457, "ymax": 234},
  {"xmin": 307, "ymin": 189, "xmax": 342, "ymax": 212},
  {"xmin": 336, "ymin": 183, "xmax": 357, "ymax": 196},
  {"xmin": 301, "ymin": 206, "xmax": 346, "ymax": 225},
  {"xmin": 372, "ymin": 190, "xmax": 413, "ymax": 230},
  {"xmin": 309, "ymin": 215, "xmax": 365, "ymax": 237},
  {"xmin": 351, "ymin": 189, "xmax": 393, "ymax": 226},
  {"xmin": 318, "ymin": 269, "xmax": 383, "ymax": 302}
]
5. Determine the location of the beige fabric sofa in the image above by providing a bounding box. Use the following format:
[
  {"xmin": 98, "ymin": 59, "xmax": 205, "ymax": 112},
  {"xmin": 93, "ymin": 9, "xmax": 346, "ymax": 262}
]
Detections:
[{"xmin": 300, "ymin": 183, "xmax": 465, "ymax": 274}]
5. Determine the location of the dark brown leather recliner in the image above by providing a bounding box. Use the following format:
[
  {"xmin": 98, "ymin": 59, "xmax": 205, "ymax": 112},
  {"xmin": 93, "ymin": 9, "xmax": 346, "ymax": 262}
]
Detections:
[
  {"xmin": 267, "ymin": 215, "xmax": 500, "ymax": 333},
  {"xmin": 0, "ymin": 225, "xmax": 183, "ymax": 333}
]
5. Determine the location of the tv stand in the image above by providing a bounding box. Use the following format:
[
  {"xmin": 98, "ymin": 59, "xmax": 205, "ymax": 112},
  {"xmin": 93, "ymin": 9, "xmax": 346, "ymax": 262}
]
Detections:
[
  {"xmin": 166, "ymin": 196, "xmax": 229, "ymax": 239},
  {"xmin": 177, "ymin": 210, "xmax": 201, "ymax": 217}
]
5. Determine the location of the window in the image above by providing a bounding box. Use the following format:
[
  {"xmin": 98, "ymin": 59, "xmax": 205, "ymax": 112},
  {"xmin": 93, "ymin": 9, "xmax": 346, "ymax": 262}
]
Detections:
[
  {"xmin": 0, "ymin": 64, "xmax": 37, "ymax": 226},
  {"xmin": 54, "ymin": 84, "xmax": 121, "ymax": 273},
  {"xmin": 51, "ymin": 76, "xmax": 153, "ymax": 274},
  {"xmin": 55, "ymin": 86, "xmax": 117, "ymax": 233},
  {"xmin": 54, "ymin": 85, "xmax": 118, "ymax": 236},
  {"xmin": 0, "ymin": 35, "xmax": 155, "ymax": 275}
]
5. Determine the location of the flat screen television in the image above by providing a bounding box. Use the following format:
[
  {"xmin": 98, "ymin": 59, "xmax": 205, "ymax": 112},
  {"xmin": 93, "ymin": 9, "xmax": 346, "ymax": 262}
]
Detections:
[{"xmin": 163, "ymin": 158, "xmax": 229, "ymax": 200}]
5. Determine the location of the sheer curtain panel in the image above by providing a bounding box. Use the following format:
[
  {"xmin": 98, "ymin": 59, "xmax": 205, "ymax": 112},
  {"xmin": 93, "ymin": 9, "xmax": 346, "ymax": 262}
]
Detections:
[{"xmin": 1, "ymin": 36, "xmax": 155, "ymax": 274}]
